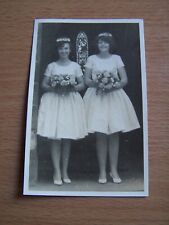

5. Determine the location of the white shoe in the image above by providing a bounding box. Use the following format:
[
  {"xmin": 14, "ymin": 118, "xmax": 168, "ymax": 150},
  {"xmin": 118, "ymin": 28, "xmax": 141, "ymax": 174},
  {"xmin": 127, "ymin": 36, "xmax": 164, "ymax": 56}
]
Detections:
[
  {"xmin": 109, "ymin": 173, "xmax": 122, "ymax": 184},
  {"xmin": 63, "ymin": 178, "xmax": 71, "ymax": 184},
  {"xmin": 98, "ymin": 178, "xmax": 107, "ymax": 184},
  {"xmin": 53, "ymin": 176, "xmax": 63, "ymax": 185}
]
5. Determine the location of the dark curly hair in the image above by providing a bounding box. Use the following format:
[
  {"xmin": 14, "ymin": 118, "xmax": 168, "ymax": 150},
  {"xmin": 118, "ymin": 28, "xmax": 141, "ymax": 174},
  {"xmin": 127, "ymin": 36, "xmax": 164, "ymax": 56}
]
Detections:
[
  {"xmin": 54, "ymin": 37, "xmax": 72, "ymax": 59},
  {"xmin": 56, "ymin": 37, "xmax": 72, "ymax": 49},
  {"xmin": 96, "ymin": 33, "xmax": 117, "ymax": 53}
]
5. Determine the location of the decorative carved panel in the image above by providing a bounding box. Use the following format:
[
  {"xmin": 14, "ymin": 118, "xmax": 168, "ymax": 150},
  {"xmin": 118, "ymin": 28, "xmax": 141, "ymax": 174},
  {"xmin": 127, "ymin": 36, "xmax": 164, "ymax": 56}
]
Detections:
[{"xmin": 76, "ymin": 31, "xmax": 88, "ymax": 73}]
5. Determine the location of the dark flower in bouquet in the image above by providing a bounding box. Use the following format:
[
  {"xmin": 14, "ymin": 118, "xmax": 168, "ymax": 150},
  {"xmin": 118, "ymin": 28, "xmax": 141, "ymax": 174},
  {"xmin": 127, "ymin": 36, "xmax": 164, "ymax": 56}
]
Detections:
[
  {"xmin": 50, "ymin": 75, "xmax": 61, "ymax": 87},
  {"xmin": 93, "ymin": 70, "xmax": 120, "ymax": 94}
]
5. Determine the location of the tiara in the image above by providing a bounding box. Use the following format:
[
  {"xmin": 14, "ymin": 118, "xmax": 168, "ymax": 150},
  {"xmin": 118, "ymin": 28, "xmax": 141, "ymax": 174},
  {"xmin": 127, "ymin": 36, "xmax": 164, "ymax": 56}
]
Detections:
[
  {"xmin": 56, "ymin": 37, "xmax": 71, "ymax": 42},
  {"xmin": 98, "ymin": 33, "xmax": 112, "ymax": 37}
]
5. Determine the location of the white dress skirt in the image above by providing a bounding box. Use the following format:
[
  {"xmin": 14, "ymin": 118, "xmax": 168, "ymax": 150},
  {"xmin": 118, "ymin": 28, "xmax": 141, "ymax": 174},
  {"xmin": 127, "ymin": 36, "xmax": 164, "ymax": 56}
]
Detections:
[
  {"xmin": 37, "ymin": 61, "xmax": 87, "ymax": 140},
  {"xmin": 83, "ymin": 55, "xmax": 140, "ymax": 134}
]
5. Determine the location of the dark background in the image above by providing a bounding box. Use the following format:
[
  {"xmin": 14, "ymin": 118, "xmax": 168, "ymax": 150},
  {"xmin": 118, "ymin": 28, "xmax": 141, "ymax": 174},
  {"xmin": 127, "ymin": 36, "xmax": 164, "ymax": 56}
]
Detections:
[{"xmin": 34, "ymin": 23, "xmax": 144, "ymax": 182}]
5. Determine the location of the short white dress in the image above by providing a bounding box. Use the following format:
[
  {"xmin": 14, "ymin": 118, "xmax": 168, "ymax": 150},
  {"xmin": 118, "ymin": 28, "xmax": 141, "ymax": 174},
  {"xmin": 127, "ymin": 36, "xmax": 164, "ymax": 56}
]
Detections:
[
  {"xmin": 37, "ymin": 61, "xmax": 87, "ymax": 140},
  {"xmin": 83, "ymin": 54, "xmax": 140, "ymax": 134}
]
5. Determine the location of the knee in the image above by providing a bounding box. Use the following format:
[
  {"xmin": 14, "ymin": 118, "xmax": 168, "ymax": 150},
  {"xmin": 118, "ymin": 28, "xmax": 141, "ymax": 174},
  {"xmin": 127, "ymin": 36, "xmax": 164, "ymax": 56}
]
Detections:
[
  {"xmin": 62, "ymin": 139, "xmax": 71, "ymax": 145},
  {"xmin": 51, "ymin": 139, "xmax": 61, "ymax": 146},
  {"xmin": 111, "ymin": 132, "xmax": 119, "ymax": 137},
  {"xmin": 96, "ymin": 132, "xmax": 107, "ymax": 140}
]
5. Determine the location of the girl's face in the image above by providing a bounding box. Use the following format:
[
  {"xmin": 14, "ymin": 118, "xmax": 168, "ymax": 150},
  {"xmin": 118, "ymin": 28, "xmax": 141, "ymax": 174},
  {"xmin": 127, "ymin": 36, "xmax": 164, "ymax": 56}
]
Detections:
[
  {"xmin": 58, "ymin": 43, "xmax": 71, "ymax": 59},
  {"xmin": 98, "ymin": 39, "xmax": 110, "ymax": 53}
]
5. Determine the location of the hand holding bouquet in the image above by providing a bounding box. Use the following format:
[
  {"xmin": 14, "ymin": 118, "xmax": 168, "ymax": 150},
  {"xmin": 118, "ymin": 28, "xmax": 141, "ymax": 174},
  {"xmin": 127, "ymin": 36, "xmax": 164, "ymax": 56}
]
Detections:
[
  {"xmin": 50, "ymin": 74, "xmax": 77, "ymax": 94},
  {"xmin": 93, "ymin": 70, "xmax": 120, "ymax": 94},
  {"xmin": 50, "ymin": 75, "xmax": 61, "ymax": 87}
]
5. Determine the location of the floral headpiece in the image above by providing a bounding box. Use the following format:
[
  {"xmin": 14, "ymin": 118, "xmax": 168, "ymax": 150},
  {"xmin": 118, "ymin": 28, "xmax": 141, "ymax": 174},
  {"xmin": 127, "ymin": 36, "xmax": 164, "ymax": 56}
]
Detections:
[
  {"xmin": 98, "ymin": 33, "xmax": 112, "ymax": 38},
  {"xmin": 56, "ymin": 37, "xmax": 71, "ymax": 42}
]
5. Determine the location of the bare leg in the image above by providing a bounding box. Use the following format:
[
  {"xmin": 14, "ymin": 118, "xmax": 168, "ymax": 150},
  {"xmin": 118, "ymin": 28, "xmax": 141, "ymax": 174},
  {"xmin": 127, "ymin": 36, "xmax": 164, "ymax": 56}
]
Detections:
[
  {"xmin": 62, "ymin": 139, "xmax": 71, "ymax": 182},
  {"xmin": 96, "ymin": 132, "xmax": 108, "ymax": 183},
  {"xmin": 51, "ymin": 140, "xmax": 62, "ymax": 184},
  {"xmin": 108, "ymin": 132, "xmax": 121, "ymax": 182}
]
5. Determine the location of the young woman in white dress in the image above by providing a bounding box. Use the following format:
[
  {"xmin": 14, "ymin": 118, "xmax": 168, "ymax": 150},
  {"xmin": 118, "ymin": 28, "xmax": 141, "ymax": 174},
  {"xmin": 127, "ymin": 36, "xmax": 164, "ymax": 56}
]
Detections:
[
  {"xmin": 84, "ymin": 33, "xmax": 140, "ymax": 184},
  {"xmin": 37, "ymin": 37, "xmax": 87, "ymax": 185}
]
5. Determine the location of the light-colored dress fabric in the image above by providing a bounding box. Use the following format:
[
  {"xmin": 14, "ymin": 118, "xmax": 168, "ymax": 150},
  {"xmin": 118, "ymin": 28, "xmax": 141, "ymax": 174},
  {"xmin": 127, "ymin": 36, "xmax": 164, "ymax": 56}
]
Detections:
[
  {"xmin": 83, "ymin": 54, "xmax": 140, "ymax": 134},
  {"xmin": 37, "ymin": 61, "xmax": 87, "ymax": 140}
]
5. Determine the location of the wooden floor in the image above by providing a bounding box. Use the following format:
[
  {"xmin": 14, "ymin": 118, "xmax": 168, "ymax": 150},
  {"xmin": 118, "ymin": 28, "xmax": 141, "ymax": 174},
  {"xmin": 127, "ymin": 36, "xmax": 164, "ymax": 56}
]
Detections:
[{"xmin": 0, "ymin": 0, "xmax": 169, "ymax": 225}]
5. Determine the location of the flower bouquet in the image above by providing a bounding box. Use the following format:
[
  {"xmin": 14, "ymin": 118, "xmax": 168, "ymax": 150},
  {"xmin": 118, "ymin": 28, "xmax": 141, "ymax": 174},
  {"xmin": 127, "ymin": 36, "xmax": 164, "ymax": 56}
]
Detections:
[
  {"xmin": 50, "ymin": 74, "xmax": 77, "ymax": 94},
  {"xmin": 93, "ymin": 71, "xmax": 120, "ymax": 95}
]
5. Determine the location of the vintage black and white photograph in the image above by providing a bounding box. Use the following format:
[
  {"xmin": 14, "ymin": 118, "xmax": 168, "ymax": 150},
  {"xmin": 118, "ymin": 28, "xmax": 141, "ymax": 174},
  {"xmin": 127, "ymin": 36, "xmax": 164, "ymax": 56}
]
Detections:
[{"xmin": 23, "ymin": 19, "xmax": 148, "ymax": 196}]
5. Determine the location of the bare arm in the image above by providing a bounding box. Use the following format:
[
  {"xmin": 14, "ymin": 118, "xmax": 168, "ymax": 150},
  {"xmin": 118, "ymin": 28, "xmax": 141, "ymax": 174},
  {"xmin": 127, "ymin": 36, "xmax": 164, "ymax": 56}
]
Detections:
[
  {"xmin": 116, "ymin": 66, "xmax": 128, "ymax": 88},
  {"xmin": 74, "ymin": 76, "xmax": 85, "ymax": 92},
  {"xmin": 41, "ymin": 76, "xmax": 55, "ymax": 92},
  {"xmin": 84, "ymin": 67, "xmax": 97, "ymax": 87}
]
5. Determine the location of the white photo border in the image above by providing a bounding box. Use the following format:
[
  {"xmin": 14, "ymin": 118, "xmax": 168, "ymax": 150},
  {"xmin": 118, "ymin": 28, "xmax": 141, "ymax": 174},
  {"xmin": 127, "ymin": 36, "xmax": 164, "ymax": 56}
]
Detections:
[{"xmin": 23, "ymin": 18, "xmax": 149, "ymax": 197}]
